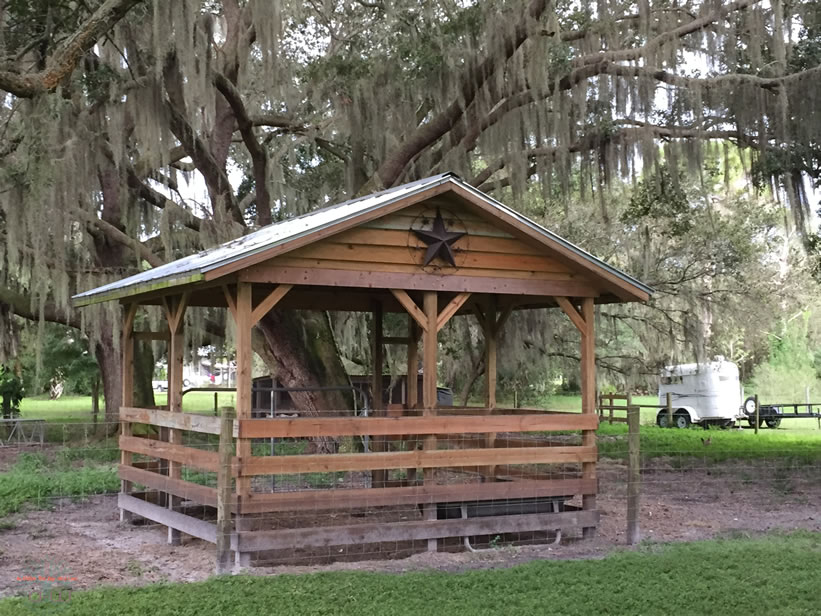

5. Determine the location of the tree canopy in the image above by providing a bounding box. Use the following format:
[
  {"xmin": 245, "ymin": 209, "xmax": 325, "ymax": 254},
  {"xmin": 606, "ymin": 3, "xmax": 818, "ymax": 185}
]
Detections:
[{"xmin": 1, "ymin": 0, "xmax": 820, "ymax": 416}]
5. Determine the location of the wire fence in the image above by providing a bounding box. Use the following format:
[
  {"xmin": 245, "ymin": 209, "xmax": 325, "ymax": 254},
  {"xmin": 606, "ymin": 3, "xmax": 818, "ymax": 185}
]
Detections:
[{"xmin": 2, "ymin": 406, "xmax": 820, "ymax": 579}]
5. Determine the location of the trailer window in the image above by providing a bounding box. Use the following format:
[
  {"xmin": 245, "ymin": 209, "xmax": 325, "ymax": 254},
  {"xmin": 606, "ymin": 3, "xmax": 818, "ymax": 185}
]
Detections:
[
  {"xmin": 662, "ymin": 376, "xmax": 683, "ymax": 385},
  {"xmin": 718, "ymin": 376, "xmax": 734, "ymax": 381}
]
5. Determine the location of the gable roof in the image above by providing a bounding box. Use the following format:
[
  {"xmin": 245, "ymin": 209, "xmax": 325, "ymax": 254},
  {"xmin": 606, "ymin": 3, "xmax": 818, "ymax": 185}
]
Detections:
[{"xmin": 72, "ymin": 172, "xmax": 652, "ymax": 306}]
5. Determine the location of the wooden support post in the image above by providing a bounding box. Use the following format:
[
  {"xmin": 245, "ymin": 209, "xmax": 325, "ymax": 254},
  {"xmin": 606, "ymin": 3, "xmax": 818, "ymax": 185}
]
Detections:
[
  {"xmin": 422, "ymin": 291, "xmax": 438, "ymax": 552},
  {"xmin": 120, "ymin": 303, "xmax": 137, "ymax": 523},
  {"xmin": 216, "ymin": 406, "xmax": 235, "ymax": 574},
  {"xmin": 165, "ymin": 294, "xmax": 187, "ymax": 545},
  {"xmin": 483, "ymin": 295, "xmax": 498, "ymax": 480},
  {"xmin": 407, "ymin": 318, "xmax": 419, "ymax": 409},
  {"xmin": 234, "ymin": 282, "xmax": 253, "ymax": 569},
  {"xmin": 580, "ymin": 297, "xmax": 597, "ymax": 539},
  {"xmin": 371, "ymin": 302, "xmax": 386, "ymax": 488},
  {"xmin": 626, "ymin": 404, "xmax": 641, "ymax": 545},
  {"xmin": 754, "ymin": 393, "xmax": 759, "ymax": 435},
  {"xmin": 666, "ymin": 392, "xmax": 673, "ymax": 428},
  {"xmin": 406, "ymin": 318, "xmax": 420, "ymax": 485}
]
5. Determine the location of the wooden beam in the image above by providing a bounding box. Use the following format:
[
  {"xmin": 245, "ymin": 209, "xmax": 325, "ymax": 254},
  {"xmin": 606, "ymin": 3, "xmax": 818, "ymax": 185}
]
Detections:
[
  {"xmin": 222, "ymin": 285, "xmax": 237, "ymax": 320},
  {"xmin": 118, "ymin": 494, "xmax": 223, "ymax": 545},
  {"xmin": 164, "ymin": 294, "xmax": 187, "ymax": 545},
  {"xmin": 580, "ymin": 296, "xmax": 597, "ymax": 538},
  {"xmin": 242, "ymin": 267, "xmax": 599, "ymax": 298},
  {"xmin": 119, "ymin": 435, "xmax": 227, "ymax": 474},
  {"xmin": 250, "ymin": 284, "xmax": 293, "ymax": 326},
  {"xmin": 484, "ymin": 295, "xmax": 498, "ymax": 478},
  {"xmin": 236, "ymin": 510, "xmax": 599, "ymax": 552},
  {"xmin": 423, "ymin": 289, "xmax": 438, "ymax": 550},
  {"xmin": 240, "ymin": 445, "xmax": 597, "ymax": 477},
  {"xmin": 216, "ymin": 406, "xmax": 236, "ymax": 574},
  {"xmin": 556, "ymin": 296, "xmax": 586, "ymax": 333},
  {"xmin": 436, "ymin": 292, "xmax": 472, "ymax": 331},
  {"xmin": 120, "ymin": 303, "xmax": 138, "ymax": 522},
  {"xmin": 238, "ymin": 413, "xmax": 598, "ymax": 438},
  {"xmin": 234, "ymin": 282, "xmax": 253, "ymax": 504},
  {"xmin": 120, "ymin": 407, "xmax": 230, "ymax": 436},
  {"xmin": 118, "ymin": 465, "xmax": 226, "ymax": 509},
  {"xmin": 390, "ymin": 289, "xmax": 428, "ymax": 331},
  {"xmin": 495, "ymin": 304, "xmax": 514, "ymax": 333},
  {"xmin": 239, "ymin": 478, "xmax": 596, "ymax": 514},
  {"xmin": 371, "ymin": 300, "xmax": 386, "ymax": 488},
  {"xmin": 407, "ymin": 318, "xmax": 419, "ymax": 410}
]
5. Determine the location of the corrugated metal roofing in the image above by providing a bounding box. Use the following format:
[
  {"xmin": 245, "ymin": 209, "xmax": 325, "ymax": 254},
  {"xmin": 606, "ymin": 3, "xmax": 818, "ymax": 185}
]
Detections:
[{"xmin": 72, "ymin": 172, "xmax": 652, "ymax": 306}]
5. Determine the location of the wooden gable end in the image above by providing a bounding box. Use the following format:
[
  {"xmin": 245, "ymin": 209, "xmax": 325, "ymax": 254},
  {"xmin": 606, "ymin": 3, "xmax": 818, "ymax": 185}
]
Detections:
[{"xmin": 238, "ymin": 196, "xmax": 603, "ymax": 299}]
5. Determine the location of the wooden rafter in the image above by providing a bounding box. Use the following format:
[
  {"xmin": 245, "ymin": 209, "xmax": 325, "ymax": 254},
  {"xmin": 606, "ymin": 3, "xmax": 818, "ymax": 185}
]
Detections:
[
  {"xmin": 390, "ymin": 289, "xmax": 428, "ymax": 332},
  {"xmin": 222, "ymin": 285, "xmax": 237, "ymax": 320},
  {"xmin": 556, "ymin": 296, "xmax": 586, "ymax": 333},
  {"xmin": 436, "ymin": 292, "xmax": 471, "ymax": 331},
  {"xmin": 250, "ymin": 284, "xmax": 293, "ymax": 326}
]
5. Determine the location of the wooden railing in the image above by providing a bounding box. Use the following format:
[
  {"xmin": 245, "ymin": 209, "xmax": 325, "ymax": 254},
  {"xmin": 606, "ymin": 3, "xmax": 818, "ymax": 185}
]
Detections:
[{"xmin": 118, "ymin": 405, "xmax": 599, "ymax": 562}]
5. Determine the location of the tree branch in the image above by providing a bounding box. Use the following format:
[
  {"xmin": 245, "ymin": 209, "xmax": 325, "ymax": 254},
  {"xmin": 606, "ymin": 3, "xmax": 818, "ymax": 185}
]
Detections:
[{"xmin": 0, "ymin": 0, "xmax": 144, "ymax": 97}]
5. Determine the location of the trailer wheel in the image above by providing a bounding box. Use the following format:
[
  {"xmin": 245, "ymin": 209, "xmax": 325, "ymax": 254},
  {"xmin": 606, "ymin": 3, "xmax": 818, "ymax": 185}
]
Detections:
[
  {"xmin": 747, "ymin": 416, "xmax": 762, "ymax": 428},
  {"xmin": 765, "ymin": 418, "xmax": 782, "ymax": 429},
  {"xmin": 656, "ymin": 411, "xmax": 671, "ymax": 428},
  {"xmin": 674, "ymin": 411, "xmax": 691, "ymax": 429}
]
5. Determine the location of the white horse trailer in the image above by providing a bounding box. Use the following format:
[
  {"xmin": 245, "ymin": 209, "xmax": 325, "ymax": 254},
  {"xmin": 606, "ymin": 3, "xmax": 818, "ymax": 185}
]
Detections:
[{"xmin": 657, "ymin": 358, "xmax": 742, "ymax": 428}]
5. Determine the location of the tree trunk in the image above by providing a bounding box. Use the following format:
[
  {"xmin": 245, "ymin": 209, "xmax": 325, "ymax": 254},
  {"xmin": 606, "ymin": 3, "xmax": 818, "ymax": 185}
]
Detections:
[
  {"xmin": 91, "ymin": 375, "xmax": 100, "ymax": 428},
  {"xmin": 256, "ymin": 310, "xmax": 351, "ymax": 454},
  {"xmin": 133, "ymin": 340, "xmax": 156, "ymax": 408},
  {"xmin": 94, "ymin": 326, "xmax": 121, "ymax": 435}
]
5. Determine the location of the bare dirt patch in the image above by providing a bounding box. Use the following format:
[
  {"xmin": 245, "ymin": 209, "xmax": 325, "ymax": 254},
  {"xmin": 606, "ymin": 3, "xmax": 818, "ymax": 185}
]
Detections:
[{"xmin": 1, "ymin": 459, "xmax": 819, "ymax": 595}]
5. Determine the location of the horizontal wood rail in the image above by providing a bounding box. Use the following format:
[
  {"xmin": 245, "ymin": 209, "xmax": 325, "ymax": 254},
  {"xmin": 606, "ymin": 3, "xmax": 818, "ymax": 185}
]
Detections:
[
  {"xmin": 118, "ymin": 494, "xmax": 232, "ymax": 546},
  {"xmin": 239, "ymin": 478, "xmax": 595, "ymax": 514},
  {"xmin": 240, "ymin": 445, "xmax": 596, "ymax": 476},
  {"xmin": 238, "ymin": 413, "xmax": 597, "ymax": 439},
  {"xmin": 119, "ymin": 435, "xmax": 237, "ymax": 475},
  {"xmin": 117, "ymin": 465, "xmax": 234, "ymax": 511},
  {"xmin": 120, "ymin": 407, "xmax": 235, "ymax": 436},
  {"xmin": 236, "ymin": 510, "xmax": 599, "ymax": 552}
]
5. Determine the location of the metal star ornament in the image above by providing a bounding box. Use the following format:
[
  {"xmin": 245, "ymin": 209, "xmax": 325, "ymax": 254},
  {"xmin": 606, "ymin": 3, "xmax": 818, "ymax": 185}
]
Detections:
[{"xmin": 413, "ymin": 208, "xmax": 466, "ymax": 267}]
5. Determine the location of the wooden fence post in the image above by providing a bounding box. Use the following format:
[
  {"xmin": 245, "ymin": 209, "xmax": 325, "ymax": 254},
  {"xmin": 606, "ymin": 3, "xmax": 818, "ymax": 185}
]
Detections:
[
  {"xmin": 216, "ymin": 406, "xmax": 235, "ymax": 575},
  {"xmin": 754, "ymin": 394, "xmax": 759, "ymax": 435},
  {"xmin": 666, "ymin": 392, "xmax": 673, "ymax": 428},
  {"xmin": 626, "ymin": 404, "xmax": 641, "ymax": 545}
]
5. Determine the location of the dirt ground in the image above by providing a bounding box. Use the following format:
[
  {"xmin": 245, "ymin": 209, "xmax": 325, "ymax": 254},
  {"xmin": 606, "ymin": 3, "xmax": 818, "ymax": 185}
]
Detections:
[{"xmin": 1, "ymin": 458, "xmax": 819, "ymax": 597}]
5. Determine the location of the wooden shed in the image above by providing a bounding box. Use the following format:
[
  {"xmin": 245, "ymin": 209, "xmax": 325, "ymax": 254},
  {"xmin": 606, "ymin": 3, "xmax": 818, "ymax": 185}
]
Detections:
[{"xmin": 73, "ymin": 172, "xmax": 651, "ymax": 569}]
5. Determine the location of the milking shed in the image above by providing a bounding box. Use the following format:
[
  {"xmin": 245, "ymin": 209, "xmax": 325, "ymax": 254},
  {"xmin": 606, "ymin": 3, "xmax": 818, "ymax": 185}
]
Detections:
[{"xmin": 73, "ymin": 172, "xmax": 651, "ymax": 570}]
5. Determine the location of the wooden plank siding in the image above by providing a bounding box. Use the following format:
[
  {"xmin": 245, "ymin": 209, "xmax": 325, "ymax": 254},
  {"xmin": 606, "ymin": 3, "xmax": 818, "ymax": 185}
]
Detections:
[
  {"xmin": 238, "ymin": 478, "xmax": 595, "ymax": 514},
  {"xmin": 120, "ymin": 407, "xmax": 232, "ymax": 436},
  {"xmin": 236, "ymin": 510, "xmax": 599, "ymax": 552},
  {"xmin": 238, "ymin": 201, "xmax": 594, "ymax": 292},
  {"xmin": 240, "ymin": 445, "xmax": 596, "ymax": 476},
  {"xmin": 238, "ymin": 412, "xmax": 596, "ymax": 438}
]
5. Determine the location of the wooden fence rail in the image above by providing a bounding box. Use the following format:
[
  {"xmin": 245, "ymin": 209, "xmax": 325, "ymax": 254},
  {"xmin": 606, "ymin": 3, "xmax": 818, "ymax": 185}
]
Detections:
[{"xmin": 118, "ymin": 405, "xmax": 599, "ymax": 566}]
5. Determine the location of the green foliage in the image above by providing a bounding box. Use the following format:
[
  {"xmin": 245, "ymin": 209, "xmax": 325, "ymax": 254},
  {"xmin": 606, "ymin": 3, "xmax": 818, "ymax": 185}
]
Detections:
[
  {"xmin": 0, "ymin": 452, "xmax": 118, "ymax": 517},
  {"xmin": 0, "ymin": 364, "xmax": 24, "ymax": 418},
  {"xmin": 2, "ymin": 533, "xmax": 820, "ymax": 615},
  {"xmin": 621, "ymin": 165, "xmax": 693, "ymax": 236},
  {"xmin": 18, "ymin": 324, "xmax": 99, "ymax": 397},
  {"xmin": 598, "ymin": 423, "xmax": 821, "ymax": 463},
  {"xmin": 749, "ymin": 313, "xmax": 821, "ymax": 401}
]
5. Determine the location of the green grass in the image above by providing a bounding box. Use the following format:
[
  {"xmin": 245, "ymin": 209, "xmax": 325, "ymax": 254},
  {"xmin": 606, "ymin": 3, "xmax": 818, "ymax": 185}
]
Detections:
[
  {"xmin": 0, "ymin": 452, "xmax": 118, "ymax": 517},
  {"xmin": 1, "ymin": 532, "xmax": 819, "ymax": 615},
  {"xmin": 19, "ymin": 391, "xmax": 235, "ymax": 422},
  {"xmin": 598, "ymin": 423, "xmax": 821, "ymax": 462}
]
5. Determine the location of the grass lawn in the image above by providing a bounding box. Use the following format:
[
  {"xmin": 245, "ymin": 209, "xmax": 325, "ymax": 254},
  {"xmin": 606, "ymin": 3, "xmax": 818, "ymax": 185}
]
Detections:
[
  {"xmin": 1, "ymin": 532, "xmax": 819, "ymax": 615},
  {"xmin": 19, "ymin": 390, "xmax": 236, "ymax": 422}
]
